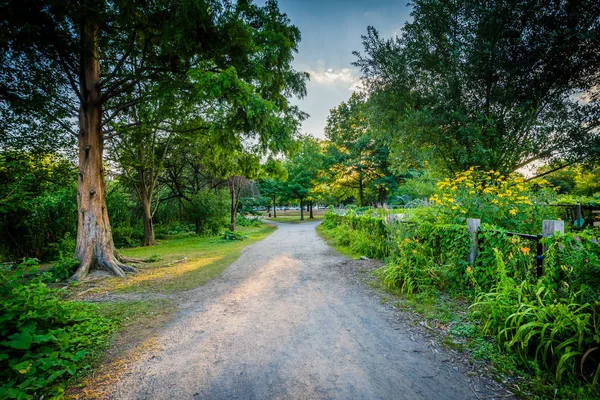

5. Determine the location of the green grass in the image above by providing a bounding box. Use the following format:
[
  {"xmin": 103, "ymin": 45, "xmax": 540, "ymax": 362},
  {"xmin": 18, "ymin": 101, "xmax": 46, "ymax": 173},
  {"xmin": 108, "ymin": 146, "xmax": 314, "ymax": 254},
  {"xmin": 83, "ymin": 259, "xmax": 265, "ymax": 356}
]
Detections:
[{"xmin": 72, "ymin": 224, "xmax": 276, "ymax": 296}]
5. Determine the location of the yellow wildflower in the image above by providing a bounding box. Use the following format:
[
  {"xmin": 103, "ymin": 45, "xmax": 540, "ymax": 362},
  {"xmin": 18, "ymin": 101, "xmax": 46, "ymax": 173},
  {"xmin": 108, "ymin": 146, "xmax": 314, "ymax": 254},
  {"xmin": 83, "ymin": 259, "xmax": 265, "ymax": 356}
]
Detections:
[
  {"xmin": 520, "ymin": 247, "xmax": 530, "ymax": 255},
  {"xmin": 509, "ymin": 209, "xmax": 517, "ymax": 216}
]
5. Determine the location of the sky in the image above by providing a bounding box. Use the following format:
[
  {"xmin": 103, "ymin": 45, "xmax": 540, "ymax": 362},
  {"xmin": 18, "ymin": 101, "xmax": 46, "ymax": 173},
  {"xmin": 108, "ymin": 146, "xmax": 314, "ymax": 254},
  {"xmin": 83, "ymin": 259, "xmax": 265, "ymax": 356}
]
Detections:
[{"xmin": 259, "ymin": 0, "xmax": 413, "ymax": 138}]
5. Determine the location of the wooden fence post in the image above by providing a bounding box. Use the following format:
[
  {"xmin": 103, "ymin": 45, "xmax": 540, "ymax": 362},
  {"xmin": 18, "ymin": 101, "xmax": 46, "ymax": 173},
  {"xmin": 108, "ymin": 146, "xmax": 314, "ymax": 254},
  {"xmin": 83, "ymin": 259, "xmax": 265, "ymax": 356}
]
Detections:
[
  {"xmin": 538, "ymin": 220, "xmax": 565, "ymax": 277},
  {"xmin": 542, "ymin": 220, "xmax": 564, "ymax": 238},
  {"xmin": 467, "ymin": 218, "xmax": 481, "ymax": 265}
]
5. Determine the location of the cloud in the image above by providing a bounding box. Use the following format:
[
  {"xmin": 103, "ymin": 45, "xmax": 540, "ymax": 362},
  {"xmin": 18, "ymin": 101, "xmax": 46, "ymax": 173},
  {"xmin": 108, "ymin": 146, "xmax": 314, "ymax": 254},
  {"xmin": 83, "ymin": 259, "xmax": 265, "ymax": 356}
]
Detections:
[{"xmin": 308, "ymin": 67, "xmax": 364, "ymax": 91}]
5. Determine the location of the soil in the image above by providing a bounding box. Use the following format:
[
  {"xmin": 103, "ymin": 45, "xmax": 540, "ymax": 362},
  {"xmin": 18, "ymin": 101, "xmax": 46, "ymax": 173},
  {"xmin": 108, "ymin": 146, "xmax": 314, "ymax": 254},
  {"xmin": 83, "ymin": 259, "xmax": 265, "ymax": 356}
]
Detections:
[{"xmin": 106, "ymin": 220, "xmax": 512, "ymax": 400}]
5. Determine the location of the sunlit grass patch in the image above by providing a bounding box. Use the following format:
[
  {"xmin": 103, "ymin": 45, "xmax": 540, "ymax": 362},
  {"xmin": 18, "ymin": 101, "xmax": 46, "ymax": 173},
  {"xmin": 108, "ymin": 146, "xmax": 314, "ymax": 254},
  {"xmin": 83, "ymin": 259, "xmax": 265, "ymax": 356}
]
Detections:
[{"xmin": 69, "ymin": 225, "xmax": 276, "ymax": 297}]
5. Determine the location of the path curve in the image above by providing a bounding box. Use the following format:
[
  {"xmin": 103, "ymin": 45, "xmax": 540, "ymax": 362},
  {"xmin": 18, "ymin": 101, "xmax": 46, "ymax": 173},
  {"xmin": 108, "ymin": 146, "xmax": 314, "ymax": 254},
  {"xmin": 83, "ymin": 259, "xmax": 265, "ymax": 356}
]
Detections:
[{"xmin": 111, "ymin": 221, "xmax": 479, "ymax": 400}]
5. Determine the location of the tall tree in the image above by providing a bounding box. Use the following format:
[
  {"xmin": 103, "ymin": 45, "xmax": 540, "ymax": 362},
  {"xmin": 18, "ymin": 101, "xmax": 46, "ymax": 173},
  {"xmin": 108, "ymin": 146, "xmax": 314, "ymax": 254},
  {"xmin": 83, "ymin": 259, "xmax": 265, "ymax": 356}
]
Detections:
[
  {"xmin": 354, "ymin": 0, "xmax": 600, "ymax": 175},
  {"xmin": 257, "ymin": 158, "xmax": 288, "ymax": 218},
  {"xmin": 1, "ymin": 0, "xmax": 307, "ymax": 279},
  {"xmin": 325, "ymin": 93, "xmax": 392, "ymax": 206},
  {"xmin": 282, "ymin": 138, "xmax": 325, "ymax": 220}
]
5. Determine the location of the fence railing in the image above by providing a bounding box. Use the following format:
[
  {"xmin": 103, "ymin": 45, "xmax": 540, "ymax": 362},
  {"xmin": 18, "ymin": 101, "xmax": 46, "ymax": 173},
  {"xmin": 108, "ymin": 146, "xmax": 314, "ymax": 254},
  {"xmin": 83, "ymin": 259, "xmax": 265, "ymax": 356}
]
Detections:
[{"xmin": 466, "ymin": 218, "xmax": 564, "ymax": 277}]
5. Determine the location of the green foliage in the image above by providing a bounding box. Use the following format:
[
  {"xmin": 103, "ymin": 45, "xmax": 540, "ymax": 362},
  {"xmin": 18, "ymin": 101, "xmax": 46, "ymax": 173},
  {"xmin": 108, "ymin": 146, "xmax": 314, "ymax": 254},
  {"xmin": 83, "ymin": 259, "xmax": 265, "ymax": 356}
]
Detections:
[
  {"xmin": 0, "ymin": 151, "xmax": 78, "ymax": 261},
  {"xmin": 322, "ymin": 209, "xmax": 389, "ymax": 259},
  {"xmin": 471, "ymin": 250, "xmax": 600, "ymax": 386},
  {"xmin": 354, "ymin": 0, "xmax": 600, "ymax": 174},
  {"xmin": 112, "ymin": 226, "xmax": 144, "ymax": 249},
  {"xmin": 143, "ymin": 254, "xmax": 162, "ymax": 263},
  {"xmin": 0, "ymin": 277, "xmax": 116, "ymax": 399},
  {"xmin": 390, "ymin": 169, "xmax": 437, "ymax": 205},
  {"xmin": 430, "ymin": 168, "xmax": 559, "ymax": 231},
  {"xmin": 324, "ymin": 93, "xmax": 394, "ymax": 206},
  {"xmin": 223, "ymin": 230, "xmax": 247, "ymax": 241},
  {"xmin": 384, "ymin": 223, "xmax": 470, "ymax": 295},
  {"xmin": 185, "ymin": 190, "xmax": 229, "ymax": 236},
  {"xmin": 235, "ymin": 215, "xmax": 262, "ymax": 227},
  {"xmin": 48, "ymin": 255, "xmax": 79, "ymax": 282}
]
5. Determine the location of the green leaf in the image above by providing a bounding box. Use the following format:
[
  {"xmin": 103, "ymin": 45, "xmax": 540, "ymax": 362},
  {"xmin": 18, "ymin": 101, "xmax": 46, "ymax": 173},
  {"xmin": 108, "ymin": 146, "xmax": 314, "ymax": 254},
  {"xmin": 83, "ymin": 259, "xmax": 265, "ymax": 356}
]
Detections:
[
  {"xmin": 12, "ymin": 360, "xmax": 32, "ymax": 374},
  {"xmin": 3, "ymin": 331, "xmax": 33, "ymax": 350}
]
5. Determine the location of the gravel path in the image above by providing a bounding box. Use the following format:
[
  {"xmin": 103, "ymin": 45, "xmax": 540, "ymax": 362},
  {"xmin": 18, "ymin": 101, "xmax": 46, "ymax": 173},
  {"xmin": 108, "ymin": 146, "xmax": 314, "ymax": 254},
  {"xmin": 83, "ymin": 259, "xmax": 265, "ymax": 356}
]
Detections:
[{"xmin": 110, "ymin": 221, "xmax": 481, "ymax": 400}]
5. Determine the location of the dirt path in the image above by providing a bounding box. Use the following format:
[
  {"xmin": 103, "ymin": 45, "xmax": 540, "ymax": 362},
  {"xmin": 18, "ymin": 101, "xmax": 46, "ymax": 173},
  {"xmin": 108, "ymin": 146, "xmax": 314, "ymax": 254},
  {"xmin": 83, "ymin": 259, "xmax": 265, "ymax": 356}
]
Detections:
[{"xmin": 110, "ymin": 221, "xmax": 485, "ymax": 400}]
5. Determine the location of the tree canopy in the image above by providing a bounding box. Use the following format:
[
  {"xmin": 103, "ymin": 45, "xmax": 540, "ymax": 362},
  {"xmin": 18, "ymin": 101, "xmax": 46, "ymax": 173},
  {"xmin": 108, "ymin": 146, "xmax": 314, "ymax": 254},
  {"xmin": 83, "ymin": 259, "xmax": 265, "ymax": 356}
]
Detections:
[
  {"xmin": 353, "ymin": 0, "xmax": 600, "ymax": 175},
  {"xmin": 0, "ymin": 0, "xmax": 307, "ymax": 279}
]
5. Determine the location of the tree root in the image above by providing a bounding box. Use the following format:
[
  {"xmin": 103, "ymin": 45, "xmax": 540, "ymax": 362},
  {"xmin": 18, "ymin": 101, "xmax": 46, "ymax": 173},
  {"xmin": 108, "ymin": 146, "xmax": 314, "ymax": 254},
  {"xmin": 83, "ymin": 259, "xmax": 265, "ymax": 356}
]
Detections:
[
  {"xmin": 70, "ymin": 251, "xmax": 140, "ymax": 281},
  {"xmin": 116, "ymin": 252, "xmax": 146, "ymax": 264}
]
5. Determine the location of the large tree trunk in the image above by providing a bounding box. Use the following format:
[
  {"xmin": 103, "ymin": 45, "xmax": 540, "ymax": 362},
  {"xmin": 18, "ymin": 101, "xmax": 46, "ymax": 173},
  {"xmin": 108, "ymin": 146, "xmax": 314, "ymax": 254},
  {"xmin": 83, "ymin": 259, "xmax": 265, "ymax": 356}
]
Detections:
[
  {"xmin": 309, "ymin": 200, "xmax": 314, "ymax": 219},
  {"xmin": 272, "ymin": 196, "xmax": 277, "ymax": 218},
  {"xmin": 141, "ymin": 194, "xmax": 156, "ymax": 246},
  {"xmin": 300, "ymin": 197, "xmax": 304, "ymax": 221},
  {"xmin": 71, "ymin": 18, "xmax": 134, "ymax": 280}
]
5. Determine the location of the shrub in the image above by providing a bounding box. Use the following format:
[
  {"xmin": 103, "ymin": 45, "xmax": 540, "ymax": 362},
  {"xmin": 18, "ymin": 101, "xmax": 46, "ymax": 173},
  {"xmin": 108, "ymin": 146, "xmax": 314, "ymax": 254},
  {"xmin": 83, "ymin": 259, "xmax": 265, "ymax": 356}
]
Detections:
[
  {"xmin": 112, "ymin": 225, "xmax": 144, "ymax": 248},
  {"xmin": 471, "ymin": 250, "xmax": 600, "ymax": 386},
  {"xmin": 0, "ymin": 278, "xmax": 116, "ymax": 399},
  {"xmin": 429, "ymin": 167, "xmax": 559, "ymax": 231},
  {"xmin": 384, "ymin": 223, "xmax": 470, "ymax": 294},
  {"xmin": 322, "ymin": 209, "xmax": 390, "ymax": 259},
  {"xmin": 235, "ymin": 215, "xmax": 262, "ymax": 227},
  {"xmin": 223, "ymin": 230, "xmax": 247, "ymax": 241},
  {"xmin": 185, "ymin": 190, "xmax": 229, "ymax": 236}
]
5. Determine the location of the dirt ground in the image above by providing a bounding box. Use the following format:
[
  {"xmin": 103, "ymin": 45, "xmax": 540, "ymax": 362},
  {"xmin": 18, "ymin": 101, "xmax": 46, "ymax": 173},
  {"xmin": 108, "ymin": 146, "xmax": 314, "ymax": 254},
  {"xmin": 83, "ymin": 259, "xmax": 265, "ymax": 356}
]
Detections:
[{"xmin": 107, "ymin": 220, "xmax": 509, "ymax": 400}]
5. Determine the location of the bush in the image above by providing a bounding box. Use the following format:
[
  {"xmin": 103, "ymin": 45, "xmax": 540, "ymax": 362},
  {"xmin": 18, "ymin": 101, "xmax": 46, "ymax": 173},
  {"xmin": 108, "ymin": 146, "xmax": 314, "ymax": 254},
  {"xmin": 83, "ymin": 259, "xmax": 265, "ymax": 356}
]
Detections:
[
  {"xmin": 223, "ymin": 230, "xmax": 247, "ymax": 241},
  {"xmin": 323, "ymin": 205, "xmax": 600, "ymax": 388},
  {"xmin": 0, "ymin": 278, "xmax": 116, "ymax": 399},
  {"xmin": 384, "ymin": 223, "xmax": 470, "ymax": 295},
  {"xmin": 429, "ymin": 167, "xmax": 559, "ymax": 231},
  {"xmin": 235, "ymin": 215, "xmax": 262, "ymax": 227},
  {"xmin": 471, "ymin": 250, "xmax": 600, "ymax": 386},
  {"xmin": 185, "ymin": 190, "xmax": 229, "ymax": 236},
  {"xmin": 112, "ymin": 225, "xmax": 144, "ymax": 248},
  {"xmin": 322, "ymin": 209, "xmax": 389, "ymax": 259}
]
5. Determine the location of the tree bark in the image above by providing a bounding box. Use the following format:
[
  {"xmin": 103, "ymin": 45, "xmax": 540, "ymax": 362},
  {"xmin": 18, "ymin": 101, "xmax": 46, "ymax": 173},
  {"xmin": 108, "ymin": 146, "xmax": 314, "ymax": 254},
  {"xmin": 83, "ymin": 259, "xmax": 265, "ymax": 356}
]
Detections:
[
  {"xmin": 309, "ymin": 200, "xmax": 314, "ymax": 219},
  {"xmin": 300, "ymin": 197, "xmax": 304, "ymax": 221},
  {"xmin": 71, "ymin": 16, "xmax": 135, "ymax": 280},
  {"xmin": 230, "ymin": 185, "xmax": 236, "ymax": 231},
  {"xmin": 272, "ymin": 195, "xmax": 277, "ymax": 218},
  {"xmin": 141, "ymin": 194, "xmax": 156, "ymax": 246}
]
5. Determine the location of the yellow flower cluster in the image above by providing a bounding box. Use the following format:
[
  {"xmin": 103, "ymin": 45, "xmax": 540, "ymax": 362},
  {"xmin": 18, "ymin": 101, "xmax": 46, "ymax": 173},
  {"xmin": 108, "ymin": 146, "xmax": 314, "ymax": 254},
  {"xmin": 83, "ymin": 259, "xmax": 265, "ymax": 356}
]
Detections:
[{"xmin": 430, "ymin": 167, "xmax": 551, "ymax": 218}]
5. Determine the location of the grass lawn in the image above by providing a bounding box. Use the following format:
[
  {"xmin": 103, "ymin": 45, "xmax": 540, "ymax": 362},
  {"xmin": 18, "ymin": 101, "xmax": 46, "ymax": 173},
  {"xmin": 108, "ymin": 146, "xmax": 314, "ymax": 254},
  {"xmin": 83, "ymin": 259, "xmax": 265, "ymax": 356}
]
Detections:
[
  {"xmin": 69, "ymin": 224, "xmax": 276, "ymax": 297},
  {"xmin": 262, "ymin": 209, "xmax": 326, "ymax": 223}
]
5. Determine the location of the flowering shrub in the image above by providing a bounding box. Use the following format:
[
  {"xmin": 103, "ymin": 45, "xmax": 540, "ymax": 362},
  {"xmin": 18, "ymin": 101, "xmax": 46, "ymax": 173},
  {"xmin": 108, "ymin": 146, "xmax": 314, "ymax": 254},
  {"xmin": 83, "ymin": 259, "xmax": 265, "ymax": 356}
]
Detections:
[
  {"xmin": 429, "ymin": 168, "xmax": 559, "ymax": 231},
  {"xmin": 384, "ymin": 223, "xmax": 470, "ymax": 294}
]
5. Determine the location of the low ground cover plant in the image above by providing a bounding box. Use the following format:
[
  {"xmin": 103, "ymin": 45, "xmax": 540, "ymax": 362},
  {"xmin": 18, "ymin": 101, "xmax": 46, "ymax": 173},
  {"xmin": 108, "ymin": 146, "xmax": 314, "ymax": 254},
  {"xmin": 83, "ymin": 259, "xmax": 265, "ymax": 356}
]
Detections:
[{"xmin": 0, "ymin": 269, "xmax": 116, "ymax": 399}]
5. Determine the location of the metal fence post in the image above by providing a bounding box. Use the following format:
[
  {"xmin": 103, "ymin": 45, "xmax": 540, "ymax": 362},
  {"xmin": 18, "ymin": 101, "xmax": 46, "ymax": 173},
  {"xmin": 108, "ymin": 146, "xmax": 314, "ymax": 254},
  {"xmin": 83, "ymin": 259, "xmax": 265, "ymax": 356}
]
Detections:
[{"xmin": 467, "ymin": 218, "xmax": 481, "ymax": 265}]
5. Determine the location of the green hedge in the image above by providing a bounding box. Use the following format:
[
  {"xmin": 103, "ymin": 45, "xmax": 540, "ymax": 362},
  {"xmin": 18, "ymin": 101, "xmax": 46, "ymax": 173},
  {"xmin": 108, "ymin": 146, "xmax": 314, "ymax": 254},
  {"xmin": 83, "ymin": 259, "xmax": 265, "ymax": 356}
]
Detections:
[{"xmin": 323, "ymin": 209, "xmax": 600, "ymax": 387}]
